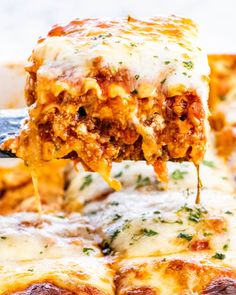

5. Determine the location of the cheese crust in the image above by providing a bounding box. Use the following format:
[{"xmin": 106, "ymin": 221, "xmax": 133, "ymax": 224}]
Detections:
[{"xmin": 0, "ymin": 213, "xmax": 114, "ymax": 295}]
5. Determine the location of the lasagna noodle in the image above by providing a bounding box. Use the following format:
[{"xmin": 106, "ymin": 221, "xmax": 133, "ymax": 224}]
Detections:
[{"xmin": 3, "ymin": 16, "xmax": 210, "ymax": 187}]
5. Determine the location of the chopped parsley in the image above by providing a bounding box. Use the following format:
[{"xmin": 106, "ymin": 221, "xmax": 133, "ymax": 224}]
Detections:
[
  {"xmin": 182, "ymin": 61, "xmax": 194, "ymax": 70},
  {"xmin": 124, "ymin": 164, "xmax": 130, "ymax": 169},
  {"xmin": 177, "ymin": 233, "xmax": 193, "ymax": 241},
  {"xmin": 212, "ymin": 252, "xmax": 225, "ymax": 260},
  {"xmin": 202, "ymin": 160, "xmax": 216, "ymax": 168},
  {"xmin": 83, "ymin": 247, "xmax": 95, "ymax": 256},
  {"xmin": 153, "ymin": 55, "xmax": 159, "ymax": 58},
  {"xmin": 136, "ymin": 175, "xmax": 151, "ymax": 189},
  {"xmin": 187, "ymin": 206, "xmax": 207, "ymax": 223},
  {"xmin": 92, "ymin": 33, "xmax": 112, "ymax": 40},
  {"xmin": 118, "ymin": 61, "xmax": 123, "ymax": 65},
  {"xmin": 110, "ymin": 229, "xmax": 121, "ymax": 242},
  {"xmin": 160, "ymin": 78, "xmax": 166, "ymax": 85},
  {"xmin": 112, "ymin": 214, "xmax": 122, "ymax": 221},
  {"xmin": 142, "ymin": 228, "xmax": 158, "ymax": 237},
  {"xmin": 131, "ymin": 89, "xmax": 138, "ymax": 95},
  {"xmin": 80, "ymin": 174, "xmax": 93, "ymax": 191},
  {"xmin": 171, "ymin": 169, "xmax": 188, "ymax": 180},
  {"xmin": 27, "ymin": 268, "xmax": 34, "ymax": 272},
  {"xmin": 175, "ymin": 219, "xmax": 183, "ymax": 225},
  {"xmin": 188, "ymin": 211, "xmax": 201, "ymax": 223},
  {"xmin": 182, "ymin": 72, "xmax": 188, "ymax": 76},
  {"xmin": 0, "ymin": 237, "xmax": 7, "ymax": 240},
  {"xmin": 203, "ymin": 232, "xmax": 213, "ymax": 237},
  {"xmin": 114, "ymin": 171, "xmax": 123, "ymax": 178},
  {"xmin": 56, "ymin": 215, "xmax": 65, "ymax": 219},
  {"xmin": 154, "ymin": 210, "xmax": 161, "ymax": 215},
  {"xmin": 110, "ymin": 201, "xmax": 119, "ymax": 206},
  {"xmin": 135, "ymin": 74, "xmax": 140, "ymax": 80},
  {"xmin": 223, "ymin": 244, "xmax": 229, "ymax": 251},
  {"xmin": 225, "ymin": 211, "xmax": 233, "ymax": 215},
  {"xmin": 130, "ymin": 42, "xmax": 137, "ymax": 47},
  {"xmin": 164, "ymin": 61, "xmax": 171, "ymax": 65}
]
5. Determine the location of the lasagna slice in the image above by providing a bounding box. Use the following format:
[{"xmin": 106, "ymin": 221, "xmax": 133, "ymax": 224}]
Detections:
[
  {"xmin": 0, "ymin": 213, "xmax": 114, "ymax": 294},
  {"xmin": 84, "ymin": 187, "xmax": 236, "ymax": 294},
  {"xmin": 115, "ymin": 254, "xmax": 236, "ymax": 295},
  {"xmin": 84, "ymin": 188, "xmax": 236, "ymax": 258},
  {"xmin": 0, "ymin": 160, "xmax": 68, "ymax": 214},
  {"xmin": 5, "ymin": 16, "xmax": 209, "ymax": 187},
  {"xmin": 208, "ymin": 55, "xmax": 236, "ymax": 158}
]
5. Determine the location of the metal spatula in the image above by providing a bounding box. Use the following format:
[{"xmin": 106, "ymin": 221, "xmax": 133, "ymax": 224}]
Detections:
[{"xmin": 0, "ymin": 108, "xmax": 28, "ymax": 158}]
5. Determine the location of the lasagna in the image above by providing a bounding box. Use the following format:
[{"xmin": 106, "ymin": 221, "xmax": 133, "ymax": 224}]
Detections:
[
  {"xmin": 1, "ymin": 21, "xmax": 236, "ymax": 295},
  {"xmin": 208, "ymin": 55, "xmax": 236, "ymax": 159},
  {"xmin": 0, "ymin": 213, "xmax": 115, "ymax": 294},
  {"xmin": 0, "ymin": 160, "xmax": 68, "ymax": 214},
  {"xmin": 3, "ymin": 16, "xmax": 210, "ymax": 187}
]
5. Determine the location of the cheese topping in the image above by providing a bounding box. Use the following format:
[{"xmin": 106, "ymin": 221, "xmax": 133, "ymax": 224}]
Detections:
[
  {"xmin": 84, "ymin": 188, "xmax": 236, "ymax": 258},
  {"xmin": 0, "ymin": 213, "xmax": 101, "ymax": 260},
  {"xmin": 33, "ymin": 16, "xmax": 209, "ymax": 110},
  {"xmin": 65, "ymin": 144, "xmax": 234, "ymax": 210}
]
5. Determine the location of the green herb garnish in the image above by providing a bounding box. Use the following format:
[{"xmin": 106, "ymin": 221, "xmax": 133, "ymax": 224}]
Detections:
[
  {"xmin": 83, "ymin": 247, "xmax": 95, "ymax": 256},
  {"xmin": 142, "ymin": 228, "xmax": 158, "ymax": 237},
  {"xmin": 80, "ymin": 174, "xmax": 93, "ymax": 191},
  {"xmin": 202, "ymin": 160, "xmax": 216, "ymax": 168},
  {"xmin": 136, "ymin": 175, "xmax": 151, "ymax": 188},
  {"xmin": 171, "ymin": 169, "xmax": 188, "ymax": 180},
  {"xmin": 212, "ymin": 252, "xmax": 225, "ymax": 260},
  {"xmin": 183, "ymin": 61, "xmax": 194, "ymax": 70},
  {"xmin": 177, "ymin": 233, "xmax": 193, "ymax": 241},
  {"xmin": 114, "ymin": 171, "xmax": 123, "ymax": 178}
]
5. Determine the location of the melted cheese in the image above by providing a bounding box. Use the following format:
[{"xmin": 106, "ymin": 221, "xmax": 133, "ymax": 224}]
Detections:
[
  {"xmin": 0, "ymin": 258, "xmax": 114, "ymax": 294},
  {"xmin": 0, "ymin": 213, "xmax": 114, "ymax": 294},
  {"xmin": 0, "ymin": 213, "xmax": 101, "ymax": 260},
  {"xmin": 33, "ymin": 17, "xmax": 209, "ymax": 111},
  {"xmin": 116, "ymin": 253, "xmax": 236, "ymax": 295},
  {"xmin": 84, "ymin": 188, "xmax": 236, "ymax": 258},
  {"xmin": 65, "ymin": 143, "xmax": 234, "ymax": 210}
]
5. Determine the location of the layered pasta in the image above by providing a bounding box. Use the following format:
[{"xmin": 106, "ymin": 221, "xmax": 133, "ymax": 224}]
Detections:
[{"xmin": 3, "ymin": 16, "xmax": 209, "ymax": 186}]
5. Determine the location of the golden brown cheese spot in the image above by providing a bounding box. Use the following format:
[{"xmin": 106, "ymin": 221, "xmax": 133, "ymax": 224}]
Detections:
[
  {"xmin": 116, "ymin": 257, "xmax": 236, "ymax": 295},
  {"xmin": 9, "ymin": 283, "xmax": 106, "ymax": 295},
  {"xmin": 189, "ymin": 239, "xmax": 210, "ymax": 251},
  {"xmin": 202, "ymin": 277, "xmax": 236, "ymax": 295},
  {"xmin": 202, "ymin": 217, "xmax": 228, "ymax": 234},
  {"xmin": 124, "ymin": 287, "xmax": 158, "ymax": 295},
  {"xmin": 10, "ymin": 283, "xmax": 76, "ymax": 295}
]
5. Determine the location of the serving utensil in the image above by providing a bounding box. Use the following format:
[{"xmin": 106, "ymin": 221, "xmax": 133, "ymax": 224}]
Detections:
[{"xmin": 0, "ymin": 108, "xmax": 28, "ymax": 158}]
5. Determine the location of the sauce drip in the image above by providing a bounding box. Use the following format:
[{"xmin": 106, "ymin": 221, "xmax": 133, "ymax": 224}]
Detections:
[
  {"xmin": 30, "ymin": 168, "xmax": 42, "ymax": 212},
  {"xmin": 195, "ymin": 163, "xmax": 202, "ymax": 204}
]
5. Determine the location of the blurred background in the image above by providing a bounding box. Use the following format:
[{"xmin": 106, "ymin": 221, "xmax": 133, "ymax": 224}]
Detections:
[{"xmin": 0, "ymin": 0, "xmax": 235, "ymax": 63}]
